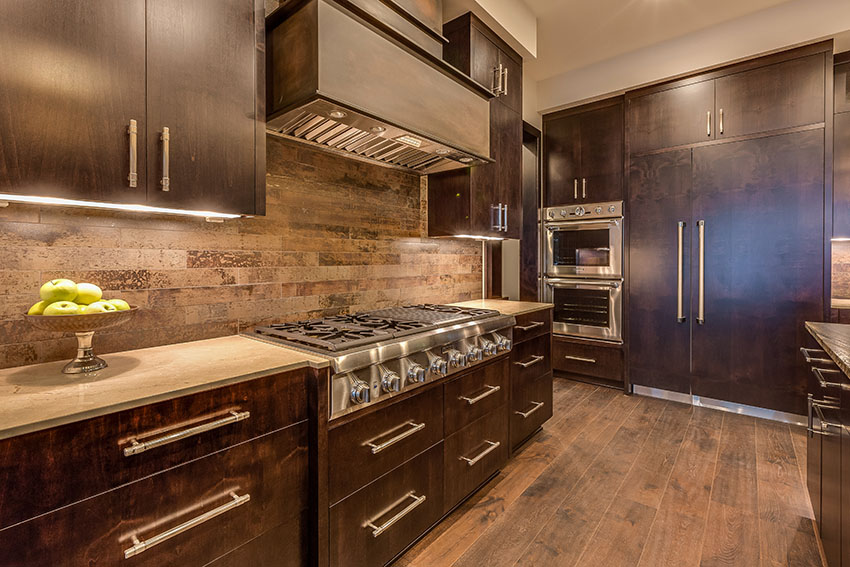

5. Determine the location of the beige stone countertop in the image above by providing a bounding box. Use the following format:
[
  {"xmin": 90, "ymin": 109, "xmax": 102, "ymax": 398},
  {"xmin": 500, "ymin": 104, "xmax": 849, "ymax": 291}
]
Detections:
[
  {"xmin": 806, "ymin": 321, "xmax": 850, "ymax": 378},
  {"xmin": 449, "ymin": 299, "xmax": 554, "ymax": 316},
  {"xmin": 0, "ymin": 335, "xmax": 328, "ymax": 441}
]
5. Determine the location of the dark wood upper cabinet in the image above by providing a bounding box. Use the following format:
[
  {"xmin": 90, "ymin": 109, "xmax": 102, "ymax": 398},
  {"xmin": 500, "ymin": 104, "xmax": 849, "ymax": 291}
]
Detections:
[
  {"xmin": 543, "ymin": 97, "xmax": 623, "ymax": 206},
  {"xmin": 628, "ymin": 80, "xmax": 715, "ymax": 154},
  {"xmin": 834, "ymin": 111, "xmax": 850, "ymax": 237},
  {"xmin": 835, "ymin": 59, "xmax": 850, "ymax": 114},
  {"xmin": 428, "ymin": 12, "xmax": 522, "ymax": 239},
  {"xmin": 0, "ymin": 1, "xmax": 147, "ymax": 203},
  {"xmin": 714, "ymin": 53, "xmax": 825, "ymax": 139},
  {"xmin": 0, "ymin": 0, "xmax": 264, "ymax": 216}
]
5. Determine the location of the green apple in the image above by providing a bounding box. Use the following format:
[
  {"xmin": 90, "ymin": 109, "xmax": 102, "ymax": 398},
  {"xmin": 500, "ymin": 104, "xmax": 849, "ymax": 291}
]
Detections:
[
  {"xmin": 39, "ymin": 279, "xmax": 78, "ymax": 303},
  {"xmin": 81, "ymin": 301, "xmax": 117, "ymax": 314},
  {"xmin": 106, "ymin": 298, "xmax": 131, "ymax": 311},
  {"xmin": 43, "ymin": 301, "xmax": 81, "ymax": 316},
  {"xmin": 27, "ymin": 300, "xmax": 50, "ymax": 315},
  {"xmin": 74, "ymin": 283, "xmax": 103, "ymax": 305}
]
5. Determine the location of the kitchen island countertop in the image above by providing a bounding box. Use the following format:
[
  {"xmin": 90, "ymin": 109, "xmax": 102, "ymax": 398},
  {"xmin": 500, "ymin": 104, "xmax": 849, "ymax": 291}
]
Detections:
[
  {"xmin": 449, "ymin": 299, "xmax": 554, "ymax": 316},
  {"xmin": 0, "ymin": 335, "xmax": 328, "ymax": 441},
  {"xmin": 805, "ymin": 321, "xmax": 850, "ymax": 377}
]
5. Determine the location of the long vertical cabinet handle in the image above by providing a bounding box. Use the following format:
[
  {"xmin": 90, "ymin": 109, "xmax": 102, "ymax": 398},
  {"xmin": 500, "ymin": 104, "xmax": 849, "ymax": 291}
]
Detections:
[
  {"xmin": 502, "ymin": 204, "xmax": 508, "ymax": 232},
  {"xmin": 677, "ymin": 221, "xmax": 686, "ymax": 322},
  {"xmin": 706, "ymin": 111, "xmax": 711, "ymax": 137},
  {"xmin": 574, "ymin": 179, "xmax": 578, "ymax": 200},
  {"xmin": 160, "ymin": 127, "xmax": 170, "ymax": 192},
  {"xmin": 127, "ymin": 119, "xmax": 138, "ymax": 188},
  {"xmin": 501, "ymin": 66, "xmax": 508, "ymax": 96},
  {"xmin": 719, "ymin": 108, "xmax": 724, "ymax": 135},
  {"xmin": 697, "ymin": 220, "xmax": 705, "ymax": 324},
  {"xmin": 491, "ymin": 204, "xmax": 502, "ymax": 231},
  {"xmin": 492, "ymin": 66, "xmax": 500, "ymax": 94},
  {"xmin": 582, "ymin": 178, "xmax": 587, "ymax": 199}
]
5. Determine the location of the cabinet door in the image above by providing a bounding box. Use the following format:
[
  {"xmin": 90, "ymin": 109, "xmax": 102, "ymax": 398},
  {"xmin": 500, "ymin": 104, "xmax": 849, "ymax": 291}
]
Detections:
[
  {"xmin": 834, "ymin": 112, "xmax": 850, "ymax": 237},
  {"xmin": 0, "ymin": 1, "xmax": 146, "ymax": 202},
  {"xmin": 690, "ymin": 130, "xmax": 824, "ymax": 415},
  {"xmin": 543, "ymin": 114, "xmax": 580, "ymax": 206},
  {"xmin": 715, "ymin": 53, "xmax": 825, "ymax": 139},
  {"xmin": 469, "ymin": 28, "xmax": 500, "ymax": 93},
  {"xmin": 469, "ymin": 114, "xmax": 500, "ymax": 236},
  {"xmin": 579, "ymin": 103, "xmax": 623, "ymax": 202},
  {"xmin": 836, "ymin": 61, "xmax": 850, "ymax": 115},
  {"xmin": 842, "ymin": 387, "xmax": 850, "ymax": 567},
  {"xmin": 498, "ymin": 51, "xmax": 522, "ymax": 115},
  {"xmin": 627, "ymin": 150, "xmax": 693, "ymax": 393},
  {"xmin": 497, "ymin": 103, "xmax": 522, "ymax": 239},
  {"xmin": 820, "ymin": 398, "xmax": 842, "ymax": 567},
  {"xmin": 145, "ymin": 0, "xmax": 259, "ymax": 214},
  {"xmin": 628, "ymin": 80, "xmax": 715, "ymax": 154}
]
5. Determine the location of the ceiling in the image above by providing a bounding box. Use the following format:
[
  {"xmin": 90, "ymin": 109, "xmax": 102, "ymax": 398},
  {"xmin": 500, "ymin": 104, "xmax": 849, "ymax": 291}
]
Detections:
[{"xmin": 524, "ymin": 0, "xmax": 798, "ymax": 81}]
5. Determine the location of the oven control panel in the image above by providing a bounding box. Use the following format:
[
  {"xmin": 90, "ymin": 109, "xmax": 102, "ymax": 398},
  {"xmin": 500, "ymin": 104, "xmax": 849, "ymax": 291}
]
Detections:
[{"xmin": 544, "ymin": 200, "xmax": 622, "ymax": 221}]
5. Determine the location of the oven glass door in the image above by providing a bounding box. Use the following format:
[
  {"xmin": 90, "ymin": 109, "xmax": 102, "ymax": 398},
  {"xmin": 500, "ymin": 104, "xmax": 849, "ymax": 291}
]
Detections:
[
  {"xmin": 544, "ymin": 278, "xmax": 622, "ymax": 342},
  {"xmin": 545, "ymin": 219, "xmax": 622, "ymax": 278}
]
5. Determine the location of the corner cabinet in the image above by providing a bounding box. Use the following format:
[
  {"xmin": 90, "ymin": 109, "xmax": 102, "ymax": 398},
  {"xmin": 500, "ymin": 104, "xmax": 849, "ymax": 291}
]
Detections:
[
  {"xmin": 427, "ymin": 12, "xmax": 522, "ymax": 239},
  {"xmin": 0, "ymin": 0, "xmax": 265, "ymax": 216}
]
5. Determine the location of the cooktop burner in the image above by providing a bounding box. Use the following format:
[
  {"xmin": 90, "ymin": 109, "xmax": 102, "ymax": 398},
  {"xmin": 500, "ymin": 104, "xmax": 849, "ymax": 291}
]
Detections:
[{"xmin": 324, "ymin": 314, "xmax": 433, "ymax": 336}]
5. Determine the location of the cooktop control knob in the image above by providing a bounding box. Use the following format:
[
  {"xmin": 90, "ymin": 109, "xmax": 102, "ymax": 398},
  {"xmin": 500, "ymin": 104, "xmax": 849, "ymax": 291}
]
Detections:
[
  {"xmin": 407, "ymin": 363, "xmax": 426, "ymax": 383},
  {"xmin": 380, "ymin": 368, "xmax": 402, "ymax": 393},
  {"xmin": 430, "ymin": 357, "xmax": 448, "ymax": 376},
  {"xmin": 547, "ymin": 210, "xmax": 555, "ymax": 219},
  {"xmin": 595, "ymin": 206, "xmax": 602, "ymax": 214},
  {"xmin": 559, "ymin": 209, "xmax": 567, "ymax": 217},
  {"xmin": 350, "ymin": 378, "xmax": 370, "ymax": 404},
  {"xmin": 466, "ymin": 346, "xmax": 483, "ymax": 363},
  {"xmin": 446, "ymin": 349, "xmax": 466, "ymax": 368},
  {"xmin": 575, "ymin": 206, "xmax": 586, "ymax": 216},
  {"xmin": 493, "ymin": 333, "xmax": 511, "ymax": 352},
  {"xmin": 480, "ymin": 339, "xmax": 497, "ymax": 357},
  {"xmin": 609, "ymin": 205, "xmax": 616, "ymax": 213}
]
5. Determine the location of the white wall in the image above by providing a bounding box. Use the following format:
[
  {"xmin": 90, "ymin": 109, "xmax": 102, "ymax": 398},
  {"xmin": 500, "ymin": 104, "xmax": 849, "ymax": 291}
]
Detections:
[
  {"xmin": 537, "ymin": 0, "xmax": 850, "ymax": 113},
  {"xmin": 443, "ymin": 0, "xmax": 537, "ymax": 59}
]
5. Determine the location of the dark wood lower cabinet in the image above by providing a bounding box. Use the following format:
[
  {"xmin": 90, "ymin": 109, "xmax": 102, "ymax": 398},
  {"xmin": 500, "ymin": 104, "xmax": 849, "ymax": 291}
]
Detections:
[
  {"xmin": 205, "ymin": 515, "xmax": 309, "ymax": 567},
  {"xmin": 510, "ymin": 372, "xmax": 553, "ymax": 451},
  {"xmin": 842, "ymin": 384, "xmax": 850, "ymax": 567},
  {"xmin": 444, "ymin": 357, "xmax": 509, "ymax": 435},
  {"xmin": 552, "ymin": 336, "xmax": 624, "ymax": 383}
]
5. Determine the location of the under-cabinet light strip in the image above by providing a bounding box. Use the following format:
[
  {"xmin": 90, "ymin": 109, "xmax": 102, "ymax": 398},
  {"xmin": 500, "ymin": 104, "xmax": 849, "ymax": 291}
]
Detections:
[
  {"xmin": 0, "ymin": 193, "xmax": 241, "ymax": 220},
  {"xmin": 453, "ymin": 234, "xmax": 505, "ymax": 241}
]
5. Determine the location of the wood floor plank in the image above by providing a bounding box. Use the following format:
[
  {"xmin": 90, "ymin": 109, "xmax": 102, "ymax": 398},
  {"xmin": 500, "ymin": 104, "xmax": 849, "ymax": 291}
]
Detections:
[
  {"xmin": 710, "ymin": 413, "xmax": 759, "ymax": 514},
  {"xmin": 700, "ymin": 501, "xmax": 761, "ymax": 567},
  {"xmin": 451, "ymin": 390, "xmax": 640, "ymax": 567},
  {"xmin": 514, "ymin": 396, "xmax": 667, "ymax": 567},
  {"xmin": 574, "ymin": 497, "xmax": 658, "ymax": 567}
]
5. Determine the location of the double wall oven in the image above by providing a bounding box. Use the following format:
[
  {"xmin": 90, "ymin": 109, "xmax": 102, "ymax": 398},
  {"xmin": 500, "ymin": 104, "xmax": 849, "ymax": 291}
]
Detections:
[{"xmin": 543, "ymin": 201, "xmax": 623, "ymax": 343}]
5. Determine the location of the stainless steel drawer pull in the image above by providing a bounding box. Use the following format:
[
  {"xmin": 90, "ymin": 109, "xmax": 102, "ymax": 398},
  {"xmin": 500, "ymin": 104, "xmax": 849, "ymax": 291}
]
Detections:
[
  {"xmin": 124, "ymin": 491, "xmax": 250, "ymax": 558},
  {"xmin": 123, "ymin": 410, "xmax": 251, "ymax": 457},
  {"xmin": 800, "ymin": 347, "xmax": 835, "ymax": 365},
  {"xmin": 676, "ymin": 221, "xmax": 685, "ymax": 323},
  {"xmin": 811, "ymin": 367, "xmax": 850, "ymax": 391},
  {"xmin": 811, "ymin": 403, "xmax": 841, "ymax": 437},
  {"xmin": 515, "ymin": 401, "xmax": 545, "ymax": 418},
  {"xmin": 459, "ymin": 384, "xmax": 500, "ymax": 405},
  {"xmin": 516, "ymin": 321, "xmax": 545, "ymax": 332},
  {"xmin": 127, "ymin": 119, "xmax": 138, "ymax": 188},
  {"xmin": 564, "ymin": 355, "xmax": 596, "ymax": 364},
  {"xmin": 459, "ymin": 440, "xmax": 500, "ymax": 466},
  {"xmin": 514, "ymin": 355, "xmax": 545, "ymax": 368},
  {"xmin": 160, "ymin": 126, "xmax": 170, "ymax": 191},
  {"xmin": 364, "ymin": 421, "xmax": 425, "ymax": 454},
  {"xmin": 365, "ymin": 492, "xmax": 426, "ymax": 538}
]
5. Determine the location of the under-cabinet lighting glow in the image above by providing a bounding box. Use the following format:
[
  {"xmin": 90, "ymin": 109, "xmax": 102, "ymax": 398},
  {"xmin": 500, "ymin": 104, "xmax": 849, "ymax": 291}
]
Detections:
[
  {"xmin": 0, "ymin": 194, "xmax": 241, "ymax": 219},
  {"xmin": 832, "ymin": 237, "xmax": 850, "ymax": 242},
  {"xmin": 453, "ymin": 234, "xmax": 505, "ymax": 241}
]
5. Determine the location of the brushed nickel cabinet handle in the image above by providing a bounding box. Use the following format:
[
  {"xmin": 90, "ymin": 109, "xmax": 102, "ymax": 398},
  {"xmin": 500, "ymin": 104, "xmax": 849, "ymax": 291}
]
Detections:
[
  {"xmin": 364, "ymin": 421, "xmax": 425, "ymax": 454},
  {"xmin": 459, "ymin": 440, "xmax": 500, "ymax": 466},
  {"xmin": 811, "ymin": 366, "xmax": 850, "ymax": 391},
  {"xmin": 582, "ymin": 178, "xmax": 586, "ymax": 199},
  {"xmin": 719, "ymin": 108, "xmax": 724, "ymax": 135},
  {"xmin": 677, "ymin": 221, "xmax": 685, "ymax": 322},
  {"xmin": 515, "ymin": 401, "xmax": 544, "ymax": 418},
  {"xmin": 364, "ymin": 492, "xmax": 426, "ymax": 538},
  {"xmin": 564, "ymin": 355, "xmax": 596, "ymax": 364},
  {"xmin": 514, "ymin": 355, "xmax": 545, "ymax": 368},
  {"xmin": 160, "ymin": 126, "xmax": 170, "ymax": 191},
  {"xmin": 706, "ymin": 111, "xmax": 711, "ymax": 137},
  {"xmin": 124, "ymin": 491, "xmax": 250, "ymax": 558},
  {"xmin": 574, "ymin": 178, "xmax": 578, "ymax": 200},
  {"xmin": 502, "ymin": 203, "xmax": 508, "ymax": 232},
  {"xmin": 697, "ymin": 220, "xmax": 705, "ymax": 324},
  {"xmin": 501, "ymin": 66, "xmax": 508, "ymax": 96},
  {"xmin": 811, "ymin": 402, "xmax": 841, "ymax": 437},
  {"xmin": 516, "ymin": 321, "xmax": 545, "ymax": 332},
  {"xmin": 491, "ymin": 203, "xmax": 502, "ymax": 231},
  {"xmin": 127, "ymin": 119, "xmax": 138, "ymax": 188},
  {"xmin": 123, "ymin": 410, "xmax": 251, "ymax": 457},
  {"xmin": 800, "ymin": 347, "xmax": 834, "ymax": 365},
  {"xmin": 459, "ymin": 384, "xmax": 500, "ymax": 405}
]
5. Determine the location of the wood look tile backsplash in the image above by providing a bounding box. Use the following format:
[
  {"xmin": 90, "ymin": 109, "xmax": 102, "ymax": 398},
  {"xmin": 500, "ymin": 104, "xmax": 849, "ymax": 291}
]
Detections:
[
  {"xmin": 0, "ymin": 136, "xmax": 482, "ymax": 369},
  {"xmin": 833, "ymin": 240, "xmax": 850, "ymax": 300}
]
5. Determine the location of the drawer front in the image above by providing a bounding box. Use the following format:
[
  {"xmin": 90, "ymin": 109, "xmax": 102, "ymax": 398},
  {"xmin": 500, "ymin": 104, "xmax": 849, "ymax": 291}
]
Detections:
[
  {"xmin": 329, "ymin": 386, "xmax": 444, "ymax": 504},
  {"xmin": 330, "ymin": 443, "xmax": 444, "ymax": 567},
  {"xmin": 552, "ymin": 337, "xmax": 623, "ymax": 381},
  {"xmin": 0, "ymin": 424, "xmax": 308, "ymax": 567},
  {"xmin": 205, "ymin": 516, "xmax": 308, "ymax": 567},
  {"xmin": 0, "ymin": 368, "xmax": 310, "ymax": 530},
  {"xmin": 444, "ymin": 406, "xmax": 509, "ymax": 512},
  {"xmin": 510, "ymin": 333, "xmax": 551, "ymax": 389},
  {"xmin": 511, "ymin": 373, "xmax": 553, "ymax": 451},
  {"xmin": 513, "ymin": 309, "xmax": 552, "ymax": 344},
  {"xmin": 444, "ymin": 357, "xmax": 510, "ymax": 435}
]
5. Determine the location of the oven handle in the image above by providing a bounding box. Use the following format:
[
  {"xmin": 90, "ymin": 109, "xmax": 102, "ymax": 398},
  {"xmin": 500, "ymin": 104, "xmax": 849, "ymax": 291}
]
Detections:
[
  {"xmin": 545, "ymin": 278, "xmax": 621, "ymax": 289},
  {"xmin": 545, "ymin": 219, "xmax": 621, "ymax": 230}
]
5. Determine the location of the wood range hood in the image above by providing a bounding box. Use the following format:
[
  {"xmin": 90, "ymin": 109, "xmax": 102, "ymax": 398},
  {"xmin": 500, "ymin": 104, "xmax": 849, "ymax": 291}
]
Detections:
[{"xmin": 266, "ymin": 0, "xmax": 494, "ymax": 174}]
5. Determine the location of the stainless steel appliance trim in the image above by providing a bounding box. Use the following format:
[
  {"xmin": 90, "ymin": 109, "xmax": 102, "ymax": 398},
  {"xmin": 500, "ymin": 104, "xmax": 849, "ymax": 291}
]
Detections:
[
  {"xmin": 564, "ymin": 355, "xmax": 597, "ymax": 364},
  {"xmin": 364, "ymin": 492, "xmax": 426, "ymax": 538},
  {"xmin": 543, "ymin": 200, "xmax": 623, "ymax": 222},
  {"xmin": 697, "ymin": 220, "xmax": 705, "ymax": 324},
  {"xmin": 123, "ymin": 491, "xmax": 250, "ymax": 558},
  {"xmin": 677, "ymin": 221, "xmax": 685, "ymax": 323},
  {"xmin": 544, "ymin": 277, "xmax": 623, "ymax": 343},
  {"xmin": 544, "ymin": 210, "xmax": 624, "ymax": 279},
  {"xmin": 160, "ymin": 126, "xmax": 170, "ymax": 192},
  {"xmin": 123, "ymin": 410, "xmax": 251, "ymax": 457},
  {"xmin": 800, "ymin": 347, "xmax": 835, "ymax": 365},
  {"xmin": 128, "ymin": 119, "xmax": 138, "ymax": 188},
  {"xmin": 812, "ymin": 366, "xmax": 850, "ymax": 390},
  {"xmin": 515, "ymin": 401, "xmax": 545, "ymax": 418},
  {"xmin": 459, "ymin": 384, "xmax": 501, "ymax": 405},
  {"xmin": 514, "ymin": 355, "xmax": 545, "ymax": 368},
  {"xmin": 459, "ymin": 440, "xmax": 500, "ymax": 466},
  {"xmin": 364, "ymin": 421, "xmax": 425, "ymax": 454}
]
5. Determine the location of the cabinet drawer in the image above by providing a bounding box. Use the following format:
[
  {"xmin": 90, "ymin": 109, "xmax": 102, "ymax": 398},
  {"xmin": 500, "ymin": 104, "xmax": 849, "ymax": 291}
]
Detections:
[
  {"xmin": 0, "ymin": 424, "xmax": 308, "ymax": 567},
  {"xmin": 511, "ymin": 373, "xmax": 553, "ymax": 451},
  {"xmin": 0, "ymin": 368, "xmax": 309, "ymax": 530},
  {"xmin": 510, "ymin": 333, "xmax": 551, "ymax": 389},
  {"xmin": 205, "ymin": 517, "xmax": 308, "ymax": 567},
  {"xmin": 444, "ymin": 406, "xmax": 509, "ymax": 511},
  {"xmin": 330, "ymin": 443, "xmax": 444, "ymax": 567},
  {"xmin": 553, "ymin": 337, "xmax": 623, "ymax": 382},
  {"xmin": 329, "ymin": 386, "xmax": 444, "ymax": 504},
  {"xmin": 513, "ymin": 309, "xmax": 552, "ymax": 344},
  {"xmin": 444, "ymin": 357, "xmax": 509, "ymax": 435}
]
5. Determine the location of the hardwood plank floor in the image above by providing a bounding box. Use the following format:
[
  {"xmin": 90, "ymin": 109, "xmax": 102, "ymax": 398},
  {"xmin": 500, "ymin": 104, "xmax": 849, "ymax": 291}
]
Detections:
[{"xmin": 395, "ymin": 378, "xmax": 824, "ymax": 567}]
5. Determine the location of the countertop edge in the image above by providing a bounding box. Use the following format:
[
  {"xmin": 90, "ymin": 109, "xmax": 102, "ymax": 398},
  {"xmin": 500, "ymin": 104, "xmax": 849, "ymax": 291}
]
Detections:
[{"xmin": 805, "ymin": 321, "xmax": 850, "ymax": 376}]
